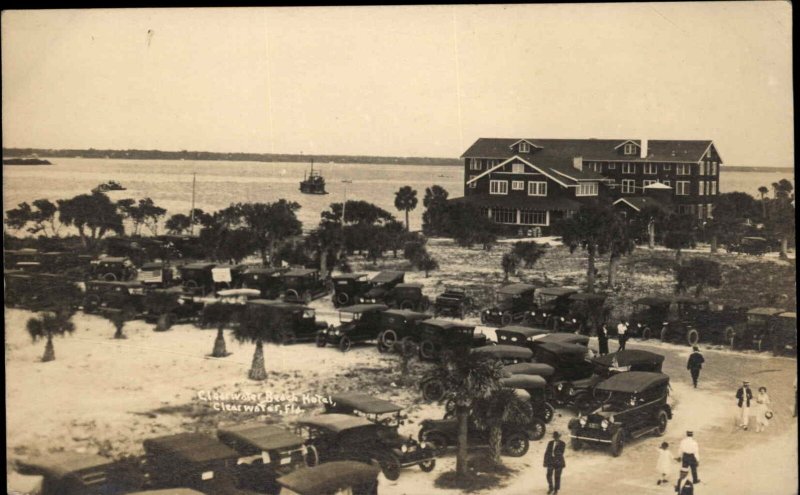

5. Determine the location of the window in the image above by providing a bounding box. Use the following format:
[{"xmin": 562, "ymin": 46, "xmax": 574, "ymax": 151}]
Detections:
[
  {"xmin": 519, "ymin": 142, "xmax": 530, "ymax": 153},
  {"xmin": 622, "ymin": 163, "xmax": 635, "ymax": 174},
  {"xmin": 677, "ymin": 164, "xmax": 690, "ymax": 175},
  {"xmin": 469, "ymin": 158, "xmax": 482, "ymax": 171},
  {"xmin": 468, "ymin": 175, "xmax": 478, "ymax": 189},
  {"xmin": 662, "ymin": 180, "xmax": 671, "ymax": 187},
  {"xmin": 490, "ymin": 180, "xmax": 508, "ymax": 195},
  {"xmin": 707, "ymin": 203, "xmax": 714, "ymax": 219},
  {"xmin": 511, "ymin": 163, "xmax": 525, "ymax": 174},
  {"xmin": 491, "ymin": 207, "xmax": 516, "ymax": 224},
  {"xmin": 663, "ymin": 163, "xmax": 672, "ymax": 171},
  {"xmin": 698, "ymin": 181, "xmax": 705, "ymax": 196},
  {"xmin": 593, "ymin": 163, "xmax": 602, "ymax": 172},
  {"xmin": 528, "ymin": 181, "xmax": 547, "ymax": 196},
  {"xmin": 697, "ymin": 204, "xmax": 705, "ymax": 220},
  {"xmin": 576, "ymin": 182, "xmax": 598, "ymax": 196},
  {"xmin": 676, "ymin": 181, "xmax": 690, "ymax": 195},
  {"xmin": 677, "ymin": 205, "xmax": 693, "ymax": 215},
  {"xmin": 608, "ymin": 162, "xmax": 616, "ymax": 169},
  {"xmin": 699, "ymin": 162, "xmax": 706, "ymax": 175},
  {"xmin": 622, "ymin": 179, "xmax": 636, "ymax": 194},
  {"xmin": 520, "ymin": 210, "xmax": 547, "ymax": 225},
  {"xmin": 710, "ymin": 162, "xmax": 717, "ymax": 175},
  {"xmin": 624, "ymin": 143, "xmax": 636, "ymax": 155},
  {"xmin": 643, "ymin": 180, "xmax": 657, "ymax": 187},
  {"xmin": 711, "ymin": 180, "xmax": 717, "ymax": 195},
  {"xmin": 644, "ymin": 163, "xmax": 657, "ymax": 174},
  {"xmin": 511, "ymin": 180, "xmax": 524, "ymax": 191}
]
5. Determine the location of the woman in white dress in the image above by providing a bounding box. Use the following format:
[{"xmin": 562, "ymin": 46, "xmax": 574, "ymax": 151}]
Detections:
[
  {"xmin": 755, "ymin": 386, "xmax": 772, "ymax": 433},
  {"xmin": 656, "ymin": 441, "xmax": 673, "ymax": 485}
]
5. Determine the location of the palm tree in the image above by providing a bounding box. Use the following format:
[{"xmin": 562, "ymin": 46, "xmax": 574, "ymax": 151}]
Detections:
[
  {"xmin": 202, "ymin": 302, "xmax": 232, "ymax": 358},
  {"xmin": 416, "ymin": 252, "xmax": 439, "ymax": 278},
  {"xmin": 394, "ymin": 186, "xmax": 418, "ymax": 231},
  {"xmin": 472, "ymin": 388, "xmax": 533, "ymax": 466},
  {"xmin": 105, "ymin": 310, "xmax": 131, "ymax": 339},
  {"xmin": 144, "ymin": 289, "xmax": 181, "ymax": 331},
  {"xmin": 234, "ymin": 306, "xmax": 278, "ymax": 380},
  {"xmin": 758, "ymin": 186, "xmax": 769, "ymax": 219},
  {"xmin": 26, "ymin": 310, "xmax": 76, "ymax": 362},
  {"xmin": 422, "ymin": 349, "xmax": 505, "ymax": 478}
]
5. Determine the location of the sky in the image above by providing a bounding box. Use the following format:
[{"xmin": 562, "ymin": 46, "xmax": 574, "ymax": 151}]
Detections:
[{"xmin": 1, "ymin": 3, "xmax": 794, "ymax": 166}]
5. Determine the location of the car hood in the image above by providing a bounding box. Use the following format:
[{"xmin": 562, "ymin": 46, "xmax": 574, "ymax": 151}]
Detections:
[{"xmin": 363, "ymin": 287, "xmax": 389, "ymax": 298}]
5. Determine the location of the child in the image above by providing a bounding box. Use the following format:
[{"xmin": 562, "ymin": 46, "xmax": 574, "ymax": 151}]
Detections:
[{"xmin": 657, "ymin": 441, "xmax": 673, "ymax": 485}]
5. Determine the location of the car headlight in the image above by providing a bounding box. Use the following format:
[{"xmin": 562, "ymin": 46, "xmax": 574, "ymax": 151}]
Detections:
[
  {"xmin": 663, "ymin": 322, "xmax": 669, "ymax": 325},
  {"xmin": 560, "ymin": 317, "xmax": 565, "ymax": 322},
  {"xmin": 637, "ymin": 323, "xmax": 641, "ymax": 328},
  {"xmin": 557, "ymin": 383, "xmax": 563, "ymax": 391},
  {"xmin": 568, "ymin": 388, "xmax": 576, "ymax": 396},
  {"xmin": 531, "ymin": 311, "xmax": 536, "ymax": 316},
  {"xmin": 485, "ymin": 310, "xmax": 490, "ymax": 314},
  {"xmin": 629, "ymin": 398, "xmax": 637, "ymax": 406},
  {"xmin": 601, "ymin": 419, "xmax": 609, "ymax": 430},
  {"xmin": 420, "ymin": 442, "xmax": 428, "ymax": 449},
  {"xmin": 401, "ymin": 444, "xmax": 409, "ymax": 453},
  {"xmin": 579, "ymin": 417, "xmax": 587, "ymax": 427},
  {"xmin": 572, "ymin": 318, "xmax": 576, "ymax": 323}
]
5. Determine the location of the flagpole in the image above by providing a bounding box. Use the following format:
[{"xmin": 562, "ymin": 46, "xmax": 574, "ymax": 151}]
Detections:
[{"xmin": 189, "ymin": 172, "xmax": 196, "ymax": 235}]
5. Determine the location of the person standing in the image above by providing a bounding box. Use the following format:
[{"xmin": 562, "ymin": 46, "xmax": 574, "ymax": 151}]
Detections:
[
  {"xmin": 616, "ymin": 320, "xmax": 629, "ymax": 351},
  {"xmin": 755, "ymin": 386, "xmax": 772, "ymax": 433},
  {"xmin": 686, "ymin": 346, "xmax": 705, "ymax": 388},
  {"xmin": 597, "ymin": 324, "xmax": 609, "ymax": 356},
  {"xmin": 675, "ymin": 468, "xmax": 695, "ymax": 495},
  {"xmin": 543, "ymin": 431, "xmax": 566, "ymax": 495},
  {"xmin": 678, "ymin": 431, "xmax": 700, "ymax": 484},
  {"xmin": 656, "ymin": 441, "xmax": 674, "ymax": 486},
  {"xmin": 736, "ymin": 380, "xmax": 753, "ymax": 430}
]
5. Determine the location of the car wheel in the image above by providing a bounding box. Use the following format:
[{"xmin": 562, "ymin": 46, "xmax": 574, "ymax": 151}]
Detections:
[
  {"xmin": 380, "ymin": 455, "xmax": 401, "ymax": 481},
  {"xmin": 421, "ymin": 380, "xmax": 445, "ymax": 402},
  {"xmin": 339, "ymin": 336, "xmax": 352, "ymax": 352},
  {"xmin": 381, "ymin": 329, "xmax": 398, "ymax": 348},
  {"xmin": 725, "ymin": 326, "xmax": 736, "ymax": 347},
  {"xmin": 419, "ymin": 459, "xmax": 436, "ymax": 472},
  {"xmin": 480, "ymin": 312, "xmax": 488, "ymax": 324},
  {"xmin": 501, "ymin": 312, "xmax": 513, "ymax": 326},
  {"xmin": 303, "ymin": 290, "xmax": 312, "ymax": 304},
  {"xmin": 422, "ymin": 431, "xmax": 448, "ymax": 454},
  {"xmin": 528, "ymin": 418, "xmax": 546, "ymax": 441},
  {"xmin": 571, "ymin": 437, "xmax": 583, "ymax": 450},
  {"xmin": 103, "ymin": 272, "xmax": 117, "ymax": 282},
  {"xmin": 400, "ymin": 299, "xmax": 414, "ymax": 310},
  {"xmin": 541, "ymin": 403, "xmax": 555, "ymax": 424},
  {"xmin": 335, "ymin": 292, "xmax": 349, "ymax": 306},
  {"xmin": 315, "ymin": 333, "xmax": 327, "ymax": 348},
  {"xmin": 285, "ymin": 289, "xmax": 299, "ymax": 301},
  {"xmin": 419, "ymin": 340, "xmax": 436, "ymax": 360},
  {"xmin": 641, "ymin": 327, "xmax": 652, "ymax": 340},
  {"xmin": 686, "ymin": 328, "xmax": 700, "ymax": 346},
  {"xmin": 610, "ymin": 430, "xmax": 624, "ymax": 457},
  {"xmin": 502, "ymin": 432, "xmax": 530, "ymax": 457},
  {"xmin": 156, "ymin": 312, "xmax": 174, "ymax": 331},
  {"xmin": 377, "ymin": 333, "xmax": 389, "ymax": 353},
  {"xmin": 655, "ymin": 409, "xmax": 669, "ymax": 436},
  {"xmin": 304, "ymin": 445, "xmax": 319, "ymax": 467},
  {"xmin": 660, "ymin": 326, "xmax": 669, "ymax": 342},
  {"xmin": 83, "ymin": 295, "xmax": 100, "ymax": 314}
]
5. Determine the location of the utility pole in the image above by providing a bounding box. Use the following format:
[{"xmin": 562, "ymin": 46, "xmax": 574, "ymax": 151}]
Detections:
[
  {"xmin": 341, "ymin": 179, "xmax": 352, "ymax": 228},
  {"xmin": 189, "ymin": 172, "xmax": 197, "ymax": 235}
]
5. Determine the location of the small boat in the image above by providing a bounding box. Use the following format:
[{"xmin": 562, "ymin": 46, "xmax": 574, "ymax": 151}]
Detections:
[
  {"xmin": 92, "ymin": 180, "xmax": 127, "ymax": 193},
  {"xmin": 299, "ymin": 159, "xmax": 327, "ymax": 194},
  {"xmin": 3, "ymin": 154, "xmax": 51, "ymax": 165}
]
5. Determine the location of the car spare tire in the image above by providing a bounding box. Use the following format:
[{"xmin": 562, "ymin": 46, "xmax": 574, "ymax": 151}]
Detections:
[
  {"xmin": 686, "ymin": 328, "xmax": 700, "ymax": 346},
  {"xmin": 641, "ymin": 327, "xmax": 652, "ymax": 340},
  {"xmin": 335, "ymin": 292, "xmax": 349, "ymax": 306}
]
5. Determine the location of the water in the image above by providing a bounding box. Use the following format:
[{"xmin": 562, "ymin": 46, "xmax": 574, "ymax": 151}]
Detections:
[{"xmin": 2, "ymin": 158, "xmax": 793, "ymax": 232}]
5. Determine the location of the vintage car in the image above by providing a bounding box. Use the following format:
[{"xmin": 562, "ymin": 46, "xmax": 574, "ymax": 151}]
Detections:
[
  {"xmin": 568, "ymin": 372, "xmax": 672, "ymax": 456},
  {"xmin": 495, "ymin": 325, "xmax": 551, "ymax": 349},
  {"xmin": 386, "ymin": 283, "xmax": 431, "ymax": 312},
  {"xmin": 282, "ymin": 269, "xmax": 330, "ymax": 303},
  {"xmin": 530, "ymin": 340, "xmax": 594, "ymax": 383},
  {"xmin": 416, "ymin": 318, "xmax": 489, "ymax": 361},
  {"xmin": 471, "ymin": 344, "xmax": 534, "ymax": 365},
  {"xmin": 772, "ymin": 311, "xmax": 797, "ymax": 355},
  {"xmin": 135, "ymin": 261, "xmax": 177, "ymax": 289},
  {"xmin": 660, "ymin": 296, "xmax": 747, "ymax": 346},
  {"xmin": 245, "ymin": 299, "xmax": 329, "ymax": 344},
  {"xmin": 418, "ymin": 411, "xmax": 541, "ymax": 456},
  {"xmin": 13, "ymin": 452, "xmax": 144, "ymax": 495},
  {"xmin": 525, "ymin": 286, "xmax": 579, "ymax": 329},
  {"xmin": 276, "ymin": 461, "xmax": 380, "ymax": 495},
  {"xmin": 325, "ymin": 393, "xmax": 408, "ymax": 429},
  {"xmin": 178, "ymin": 262, "xmax": 218, "ymax": 295},
  {"xmin": 5, "ymin": 271, "xmax": 75, "ymax": 310},
  {"xmin": 316, "ymin": 304, "xmax": 388, "ymax": 351},
  {"xmin": 294, "ymin": 414, "xmax": 436, "ymax": 481},
  {"xmin": 82, "ymin": 280, "xmax": 147, "ymax": 315},
  {"xmin": 536, "ymin": 332, "xmax": 590, "ymax": 347},
  {"xmin": 627, "ymin": 296, "xmax": 672, "ymax": 339},
  {"xmin": 376, "ymin": 309, "xmax": 432, "ymax": 352},
  {"xmin": 142, "ymin": 432, "xmax": 241, "ymax": 492},
  {"xmin": 331, "ymin": 273, "xmax": 371, "ymax": 307},
  {"xmin": 90, "ymin": 256, "xmax": 136, "ymax": 281},
  {"xmin": 730, "ymin": 307, "xmax": 785, "ymax": 351},
  {"xmin": 727, "ymin": 236, "xmax": 772, "ymax": 256},
  {"xmin": 4, "ymin": 248, "xmax": 40, "ymax": 269},
  {"xmin": 553, "ymin": 349, "xmax": 665, "ymax": 411},
  {"xmin": 355, "ymin": 271, "xmax": 406, "ymax": 304},
  {"xmin": 142, "ymin": 287, "xmax": 205, "ymax": 329},
  {"xmin": 558, "ymin": 293, "xmax": 610, "ymax": 334},
  {"xmin": 217, "ymin": 423, "xmax": 308, "ymax": 494},
  {"xmin": 197, "ymin": 288, "xmax": 263, "ymax": 327},
  {"xmin": 480, "ymin": 283, "xmax": 537, "ymax": 326},
  {"xmin": 239, "ymin": 267, "xmax": 288, "ymax": 299},
  {"xmin": 500, "ymin": 374, "xmax": 556, "ymax": 423},
  {"xmin": 432, "ymin": 286, "xmax": 473, "ymax": 319}
]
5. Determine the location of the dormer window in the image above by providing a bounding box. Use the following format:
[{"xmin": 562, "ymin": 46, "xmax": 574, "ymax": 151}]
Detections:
[
  {"xmin": 624, "ymin": 143, "xmax": 636, "ymax": 155},
  {"xmin": 519, "ymin": 142, "xmax": 530, "ymax": 153},
  {"xmin": 511, "ymin": 163, "xmax": 525, "ymax": 174}
]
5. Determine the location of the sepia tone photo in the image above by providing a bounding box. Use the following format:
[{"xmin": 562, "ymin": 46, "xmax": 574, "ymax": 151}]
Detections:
[{"xmin": 3, "ymin": 4, "xmax": 796, "ymax": 495}]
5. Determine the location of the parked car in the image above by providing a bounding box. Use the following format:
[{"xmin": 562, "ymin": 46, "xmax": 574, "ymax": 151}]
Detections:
[
  {"xmin": 480, "ymin": 283, "xmax": 537, "ymax": 326},
  {"xmin": 727, "ymin": 236, "xmax": 772, "ymax": 255},
  {"xmin": 536, "ymin": 332, "xmax": 590, "ymax": 347},
  {"xmin": 177, "ymin": 262, "xmax": 218, "ymax": 295},
  {"xmin": 730, "ymin": 307, "xmax": 785, "ymax": 351},
  {"xmin": 283, "ymin": 269, "xmax": 330, "ymax": 303},
  {"xmin": 5, "ymin": 271, "xmax": 73, "ymax": 310},
  {"xmin": 568, "ymin": 372, "xmax": 672, "ymax": 456},
  {"xmin": 13, "ymin": 452, "xmax": 145, "ymax": 495},
  {"xmin": 90, "ymin": 256, "xmax": 136, "ymax": 281},
  {"xmin": 500, "ymin": 374, "xmax": 556, "ymax": 423},
  {"xmin": 627, "ymin": 296, "xmax": 672, "ymax": 340},
  {"xmin": 135, "ymin": 261, "xmax": 177, "ymax": 289},
  {"xmin": 324, "ymin": 393, "xmax": 408, "ymax": 429},
  {"xmin": 525, "ymin": 286, "xmax": 579, "ymax": 329},
  {"xmin": 559, "ymin": 293, "xmax": 610, "ymax": 335},
  {"xmin": 471, "ymin": 344, "xmax": 534, "ymax": 365},
  {"xmin": 660, "ymin": 296, "xmax": 747, "ymax": 346},
  {"xmin": 142, "ymin": 287, "xmax": 204, "ymax": 329},
  {"xmin": 217, "ymin": 423, "xmax": 308, "ymax": 495},
  {"xmin": 416, "ymin": 318, "xmax": 489, "ymax": 361},
  {"xmin": 554, "ymin": 349, "xmax": 665, "ymax": 411},
  {"xmin": 495, "ymin": 325, "xmax": 551, "ymax": 349},
  {"xmin": 276, "ymin": 461, "xmax": 380, "ymax": 495},
  {"xmin": 376, "ymin": 309, "xmax": 432, "ymax": 352},
  {"xmin": 316, "ymin": 304, "xmax": 388, "ymax": 351},
  {"xmin": 418, "ymin": 412, "xmax": 541, "ymax": 457},
  {"xmin": 240, "ymin": 267, "xmax": 288, "ymax": 299},
  {"xmin": 294, "ymin": 414, "xmax": 436, "ymax": 481},
  {"xmin": 331, "ymin": 273, "xmax": 371, "ymax": 307},
  {"xmin": 197, "ymin": 288, "xmax": 263, "ymax": 327},
  {"xmin": 386, "ymin": 283, "xmax": 430, "ymax": 312},
  {"xmin": 245, "ymin": 299, "xmax": 329, "ymax": 344},
  {"xmin": 772, "ymin": 311, "xmax": 797, "ymax": 356},
  {"xmin": 432, "ymin": 286, "xmax": 473, "ymax": 319},
  {"xmin": 355, "ymin": 271, "xmax": 405, "ymax": 304},
  {"xmin": 82, "ymin": 280, "xmax": 146, "ymax": 316},
  {"xmin": 530, "ymin": 340, "xmax": 594, "ymax": 383}
]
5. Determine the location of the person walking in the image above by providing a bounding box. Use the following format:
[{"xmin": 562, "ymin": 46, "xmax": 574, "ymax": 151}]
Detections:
[
  {"xmin": 755, "ymin": 386, "xmax": 772, "ymax": 433},
  {"xmin": 678, "ymin": 431, "xmax": 700, "ymax": 484},
  {"xmin": 616, "ymin": 320, "xmax": 629, "ymax": 351},
  {"xmin": 686, "ymin": 346, "xmax": 705, "ymax": 388},
  {"xmin": 656, "ymin": 441, "xmax": 674, "ymax": 486},
  {"xmin": 543, "ymin": 431, "xmax": 566, "ymax": 495},
  {"xmin": 736, "ymin": 380, "xmax": 753, "ymax": 430},
  {"xmin": 597, "ymin": 324, "xmax": 610, "ymax": 356},
  {"xmin": 675, "ymin": 468, "xmax": 695, "ymax": 495}
]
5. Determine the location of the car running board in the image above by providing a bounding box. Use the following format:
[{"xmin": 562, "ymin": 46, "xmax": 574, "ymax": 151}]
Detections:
[{"xmin": 629, "ymin": 425, "xmax": 659, "ymax": 439}]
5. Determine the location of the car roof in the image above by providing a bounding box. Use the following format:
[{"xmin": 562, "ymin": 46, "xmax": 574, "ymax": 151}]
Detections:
[
  {"xmin": 126, "ymin": 490, "xmax": 205, "ymax": 495},
  {"xmin": 370, "ymin": 271, "xmax": 405, "ymax": 283},
  {"xmin": 96, "ymin": 257, "xmax": 128, "ymax": 263},
  {"xmin": 296, "ymin": 414, "xmax": 374, "ymax": 432},
  {"xmin": 778, "ymin": 312, "xmax": 797, "ymax": 319},
  {"xmin": 497, "ymin": 283, "xmax": 536, "ymax": 295},
  {"xmin": 537, "ymin": 286, "xmax": 580, "ymax": 296},
  {"xmin": 395, "ymin": 282, "xmax": 423, "ymax": 289},
  {"xmin": 277, "ymin": 461, "xmax": 380, "ymax": 495},
  {"xmin": 420, "ymin": 318, "xmax": 474, "ymax": 330},
  {"xmin": 537, "ymin": 341, "xmax": 589, "ymax": 356},
  {"xmin": 332, "ymin": 273, "xmax": 368, "ymax": 280},
  {"xmin": 500, "ymin": 374, "xmax": 547, "ymax": 389},
  {"xmin": 217, "ymin": 423, "xmax": 305, "ymax": 452},
  {"xmin": 538, "ymin": 333, "xmax": 590, "ymax": 346},
  {"xmin": 595, "ymin": 371, "xmax": 670, "ymax": 393},
  {"xmin": 248, "ymin": 299, "xmax": 310, "ymax": 311},
  {"xmin": 143, "ymin": 432, "xmax": 239, "ymax": 463},
  {"xmin": 140, "ymin": 262, "xmax": 166, "ymax": 269},
  {"xmin": 568, "ymin": 292, "xmax": 607, "ymax": 302},
  {"xmin": 284, "ymin": 268, "xmax": 318, "ymax": 276},
  {"xmin": 742, "ymin": 236, "xmax": 768, "ymax": 241},
  {"xmin": 88, "ymin": 280, "xmax": 142, "ymax": 287},
  {"xmin": 633, "ymin": 296, "xmax": 672, "ymax": 306},
  {"xmin": 243, "ymin": 267, "xmax": 285, "ymax": 275},
  {"xmin": 593, "ymin": 349, "xmax": 665, "ymax": 368},
  {"xmin": 382, "ymin": 309, "xmax": 430, "ymax": 320},
  {"xmin": 330, "ymin": 393, "xmax": 402, "ymax": 414},
  {"xmin": 15, "ymin": 452, "xmax": 114, "ymax": 480},
  {"xmin": 216, "ymin": 288, "xmax": 261, "ymax": 298},
  {"xmin": 496, "ymin": 326, "xmax": 548, "ymax": 338},
  {"xmin": 181, "ymin": 262, "xmax": 216, "ymax": 270},
  {"xmin": 472, "ymin": 345, "xmax": 533, "ymax": 360},
  {"xmin": 672, "ymin": 295, "xmax": 709, "ymax": 304},
  {"xmin": 747, "ymin": 307, "xmax": 785, "ymax": 316},
  {"xmin": 339, "ymin": 303, "xmax": 388, "ymax": 313},
  {"xmin": 502, "ymin": 362, "xmax": 555, "ymax": 377}
]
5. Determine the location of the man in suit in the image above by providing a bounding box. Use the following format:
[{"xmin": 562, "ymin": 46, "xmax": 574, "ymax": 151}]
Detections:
[
  {"xmin": 543, "ymin": 431, "xmax": 566, "ymax": 494},
  {"xmin": 686, "ymin": 346, "xmax": 705, "ymax": 388},
  {"xmin": 736, "ymin": 380, "xmax": 753, "ymax": 429},
  {"xmin": 675, "ymin": 468, "xmax": 695, "ymax": 495}
]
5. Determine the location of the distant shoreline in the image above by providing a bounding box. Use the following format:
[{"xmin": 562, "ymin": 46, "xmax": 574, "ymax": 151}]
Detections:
[{"xmin": 722, "ymin": 165, "xmax": 795, "ymax": 174}]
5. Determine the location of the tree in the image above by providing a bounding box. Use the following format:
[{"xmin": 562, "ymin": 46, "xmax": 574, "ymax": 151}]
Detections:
[
  {"xmin": 662, "ymin": 214, "xmax": 698, "ymax": 265},
  {"xmin": 201, "ymin": 302, "xmax": 232, "ymax": 358},
  {"xmin": 238, "ymin": 200, "xmax": 303, "ymax": 266},
  {"xmin": 26, "ymin": 310, "xmax": 75, "ymax": 362},
  {"xmin": 607, "ymin": 220, "xmax": 636, "ymax": 288},
  {"xmin": 771, "ymin": 179, "xmax": 794, "ymax": 200},
  {"xmin": 705, "ymin": 192, "xmax": 758, "ymax": 253},
  {"xmin": 512, "ymin": 241, "xmax": 547, "ymax": 268},
  {"xmin": 501, "ymin": 253, "xmax": 519, "ymax": 282},
  {"xmin": 631, "ymin": 205, "xmax": 669, "ymax": 250},
  {"xmin": 403, "ymin": 240, "xmax": 427, "ymax": 264},
  {"xmin": 422, "ymin": 185, "xmax": 450, "ymax": 236},
  {"xmin": 758, "ymin": 186, "xmax": 769, "ymax": 219},
  {"xmin": 5, "ymin": 199, "xmax": 60, "ymax": 237},
  {"xmin": 197, "ymin": 206, "xmax": 255, "ymax": 263},
  {"xmin": 104, "ymin": 309, "xmax": 133, "ymax": 339},
  {"xmin": 416, "ymin": 252, "xmax": 439, "ymax": 278},
  {"xmin": 382, "ymin": 220, "xmax": 407, "ymax": 258},
  {"xmin": 57, "ymin": 192, "xmax": 124, "ymax": 249},
  {"xmin": 557, "ymin": 203, "xmax": 622, "ymax": 292},
  {"xmin": 675, "ymin": 258, "xmax": 722, "ymax": 297},
  {"xmin": 472, "ymin": 388, "xmax": 533, "ymax": 466},
  {"xmin": 305, "ymin": 222, "xmax": 345, "ymax": 277},
  {"xmin": 442, "ymin": 203, "xmax": 499, "ymax": 250},
  {"xmin": 234, "ymin": 307, "xmax": 279, "ymax": 380},
  {"xmin": 764, "ymin": 199, "xmax": 795, "ymax": 260},
  {"xmin": 138, "ymin": 198, "xmax": 167, "ymax": 235},
  {"xmin": 394, "ymin": 186, "xmax": 418, "ymax": 230},
  {"xmin": 165, "ymin": 213, "xmax": 192, "ymax": 234}
]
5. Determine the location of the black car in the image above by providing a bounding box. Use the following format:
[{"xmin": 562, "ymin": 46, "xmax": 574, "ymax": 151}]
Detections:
[
  {"xmin": 134, "ymin": 261, "xmax": 178, "ymax": 289},
  {"xmin": 480, "ymin": 283, "xmax": 537, "ymax": 326},
  {"xmin": 495, "ymin": 325, "xmax": 551, "ymax": 350},
  {"xmin": 325, "ymin": 393, "xmax": 408, "ymax": 429},
  {"xmin": 376, "ymin": 309, "xmax": 432, "ymax": 352},
  {"xmin": 525, "ymin": 287, "xmax": 579, "ymax": 329},
  {"xmin": 240, "ymin": 267, "xmax": 288, "ymax": 299},
  {"xmin": 142, "ymin": 287, "xmax": 205, "ymax": 329},
  {"xmin": 471, "ymin": 344, "xmax": 534, "ymax": 365},
  {"xmin": 91, "ymin": 256, "xmax": 136, "ymax": 282},
  {"xmin": 386, "ymin": 283, "xmax": 431, "ymax": 312},
  {"xmin": 82, "ymin": 280, "xmax": 147, "ymax": 316},
  {"xmin": 217, "ymin": 423, "xmax": 308, "ymax": 495},
  {"xmin": 559, "ymin": 293, "xmax": 610, "ymax": 335},
  {"xmin": 730, "ymin": 307, "xmax": 785, "ymax": 351},
  {"xmin": 5, "ymin": 271, "xmax": 74, "ymax": 310},
  {"xmin": 418, "ymin": 412, "xmax": 541, "ymax": 457},
  {"xmin": 178, "ymin": 262, "xmax": 218, "ymax": 295},
  {"xmin": 294, "ymin": 414, "xmax": 435, "ymax": 481},
  {"xmin": 331, "ymin": 273, "xmax": 371, "ymax": 307},
  {"xmin": 500, "ymin": 374, "xmax": 556, "ymax": 423},
  {"xmin": 355, "ymin": 271, "xmax": 406, "ymax": 304},
  {"xmin": 432, "ymin": 286, "xmax": 473, "ymax": 319},
  {"xmin": 316, "ymin": 304, "xmax": 388, "ymax": 351},
  {"xmin": 627, "ymin": 296, "xmax": 672, "ymax": 340},
  {"xmin": 245, "ymin": 299, "xmax": 329, "ymax": 344},
  {"xmin": 282, "ymin": 269, "xmax": 330, "ymax": 303},
  {"xmin": 727, "ymin": 236, "xmax": 772, "ymax": 255},
  {"xmin": 416, "ymin": 318, "xmax": 489, "ymax": 361},
  {"xmin": 530, "ymin": 339, "xmax": 594, "ymax": 383},
  {"xmin": 772, "ymin": 311, "xmax": 797, "ymax": 356},
  {"xmin": 197, "ymin": 288, "xmax": 264, "ymax": 328},
  {"xmin": 276, "ymin": 461, "xmax": 380, "ymax": 495},
  {"xmin": 568, "ymin": 372, "xmax": 672, "ymax": 456},
  {"xmin": 660, "ymin": 296, "xmax": 747, "ymax": 346},
  {"xmin": 13, "ymin": 452, "xmax": 145, "ymax": 495}
]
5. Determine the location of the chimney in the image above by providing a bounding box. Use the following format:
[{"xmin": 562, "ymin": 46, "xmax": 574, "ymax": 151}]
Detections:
[
  {"xmin": 640, "ymin": 139, "xmax": 648, "ymax": 159},
  {"xmin": 573, "ymin": 156, "xmax": 583, "ymax": 171}
]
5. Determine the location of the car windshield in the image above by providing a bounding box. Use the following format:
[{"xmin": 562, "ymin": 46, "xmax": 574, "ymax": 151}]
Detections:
[
  {"xmin": 303, "ymin": 309, "xmax": 315, "ymax": 319},
  {"xmin": 340, "ymin": 312, "xmax": 361, "ymax": 323},
  {"xmin": 496, "ymin": 293, "xmax": 515, "ymax": 305}
]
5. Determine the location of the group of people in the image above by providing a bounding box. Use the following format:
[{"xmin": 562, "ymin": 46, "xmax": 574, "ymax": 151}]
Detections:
[
  {"xmin": 736, "ymin": 380, "xmax": 773, "ymax": 432},
  {"xmin": 595, "ymin": 320, "xmax": 630, "ymax": 355},
  {"xmin": 656, "ymin": 431, "xmax": 701, "ymax": 494}
]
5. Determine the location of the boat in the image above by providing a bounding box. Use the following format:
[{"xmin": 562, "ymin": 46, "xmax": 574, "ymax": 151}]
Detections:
[
  {"xmin": 299, "ymin": 159, "xmax": 327, "ymax": 194},
  {"xmin": 92, "ymin": 180, "xmax": 127, "ymax": 193},
  {"xmin": 3, "ymin": 154, "xmax": 51, "ymax": 165}
]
